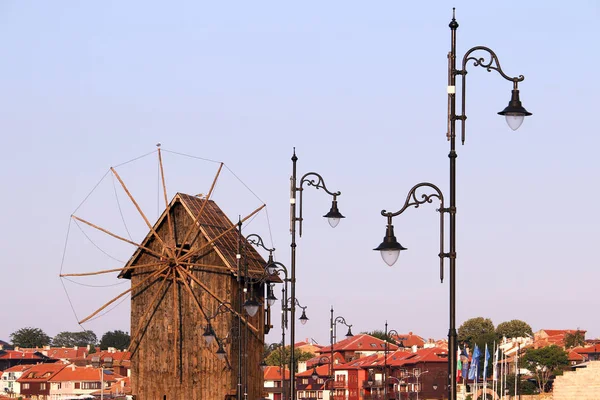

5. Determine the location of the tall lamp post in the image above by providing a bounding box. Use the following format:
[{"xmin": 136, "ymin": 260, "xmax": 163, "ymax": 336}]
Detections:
[
  {"xmin": 91, "ymin": 355, "xmax": 113, "ymax": 400},
  {"xmin": 374, "ymin": 9, "xmax": 531, "ymax": 400},
  {"xmin": 290, "ymin": 149, "xmax": 344, "ymax": 400},
  {"xmin": 329, "ymin": 308, "xmax": 353, "ymax": 399},
  {"xmin": 383, "ymin": 321, "xmax": 399, "ymax": 400},
  {"xmin": 310, "ymin": 356, "xmax": 332, "ymax": 398}
]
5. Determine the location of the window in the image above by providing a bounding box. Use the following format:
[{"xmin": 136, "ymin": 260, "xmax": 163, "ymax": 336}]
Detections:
[
  {"xmin": 22, "ymin": 383, "xmax": 30, "ymax": 390},
  {"xmin": 75, "ymin": 382, "xmax": 80, "ymax": 389},
  {"xmin": 302, "ymin": 378, "xmax": 308, "ymax": 384},
  {"xmin": 40, "ymin": 383, "xmax": 46, "ymax": 390},
  {"xmin": 82, "ymin": 382, "xmax": 101, "ymax": 390},
  {"xmin": 318, "ymin": 392, "xmax": 323, "ymax": 399}
]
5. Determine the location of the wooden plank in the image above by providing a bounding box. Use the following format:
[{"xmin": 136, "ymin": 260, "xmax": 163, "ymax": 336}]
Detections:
[{"xmin": 60, "ymin": 262, "xmax": 164, "ymax": 277}]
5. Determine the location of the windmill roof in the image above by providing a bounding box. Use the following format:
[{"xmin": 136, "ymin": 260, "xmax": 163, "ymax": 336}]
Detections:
[{"xmin": 120, "ymin": 193, "xmax": 277, "ymax": 282}]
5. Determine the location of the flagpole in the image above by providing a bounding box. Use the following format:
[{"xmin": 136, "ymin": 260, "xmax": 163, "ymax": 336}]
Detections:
[
  {"xmin": 483, "ymin": 344, "xmax": 487, "ymax": 398},
  {"xmin": 500, "ymin": 348, "xmax": 503, "ymax": 400}
]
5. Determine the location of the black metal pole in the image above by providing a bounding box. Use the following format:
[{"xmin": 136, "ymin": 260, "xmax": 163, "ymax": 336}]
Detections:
[
  {"xmin": 236, "ymin": 220, "xmax": 243, "ymax": 400},
  {"xmin": 447, "ymin": 11, "xmax": 459, "ymax": 400},
  {"xmin": 290, "ymin": 150, "xmax": 298, "ymax": 400},
  {"xmin": 281, "ymin": 286, "xmax": 287, "ymax": 400},
  {"xmin": 517, "ymin": 342, "xmax": 521, "ymax": 400},
  {"xmin": 385, "ymin": 322, "xmax": 389, "ymax": 399},
  {"xmin": 330, "ymin": 306, "xmax": 334, "ymax": 398}
]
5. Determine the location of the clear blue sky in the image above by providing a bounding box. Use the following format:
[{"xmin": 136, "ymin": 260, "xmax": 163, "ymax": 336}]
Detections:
[{"xmin": 1, "ymin": 1, "xmax": 598, "ymax": 346}]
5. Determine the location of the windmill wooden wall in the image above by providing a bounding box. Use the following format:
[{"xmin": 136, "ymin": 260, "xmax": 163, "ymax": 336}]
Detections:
[{"xmin": 122, "ymin": 193, "xmax": 271, "ymax": 399}]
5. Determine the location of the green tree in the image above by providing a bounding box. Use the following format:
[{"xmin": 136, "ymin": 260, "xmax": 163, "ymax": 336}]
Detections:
[
  {"xmin": 52, "ymin": 330, "xmax": 97, "ymax": 348},
  {"xmin": 99, "ymin": 330, "xmax": 130, "ymax": 350},
  {"xmin": 459, "ymin": 317, "xmax": 496, "ymax": 378},
  {"xmin": 362, "ymin": 330, "xmax": 394, "ymax": 342},
  {"xmin": 10, "ymin": 327, "xmax": 51, "ymax": 348},
  {"xmin": 564, "ymin": 330, "xmax": 585, "ymax": 349},
  {"xmin": 458, "ymin": 317, "xmax": 495, "ymax": 345},
  {"xmin": 495, "ymin": 320, "xmax": 533, "ymax": 340},
  {"xmin": 264, "ymin": 345, "xmax": 313, "ymax": 371},
  {"xmin": 522, "ymin": 345, "xmax": 568, "ymax": 393}
]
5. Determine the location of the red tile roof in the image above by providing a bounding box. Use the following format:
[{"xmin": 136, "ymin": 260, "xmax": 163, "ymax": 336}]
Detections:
[
  {"xmin": 0, "ymin": 350, "xmax": 46, "ymax": 360},
  {"xmin": 85, "ymin": 350, "xmax": 131, "ymax": 363},
  {"xmin": 297, "ymin": 364, "xmax": 330, "ymax": 377},
  {"xmin": 392, "ymin": 332, "xmax": 425, "ymax": 348},
  {"xmin": 42, "ymin": 347, "xmax": 88, "ymax": 359},
  {"xmin": 263, "ymin": 365, "xmax": 290, "ymax": 380},
  {"xmin": 50, "ymin": 365, "xmax": 123, "ymax": 382},
  {"xmin": 319, "ymin": 334, "xmax": 396, "ymax": 354},
  {"xmin": 340, "ymin": 354, "xmax": 380, "ymax": 369},
  {"xmin": 568, "ymin": 350, "xmax": 586, "ymax": 362},
  {"xmin": 574, "ymin": 344, "xmax": 600, "ymax": 354},
  {"xmin": 305, "ymin": 352, "xmax": 345, "ymax": 368},
  {"xmin": 540, "ymin": 329, "xmax": 586, "ymax": 337},
  {"xmin": 16, "ymin": 363, "xmax": 65, "ymax": 382}
]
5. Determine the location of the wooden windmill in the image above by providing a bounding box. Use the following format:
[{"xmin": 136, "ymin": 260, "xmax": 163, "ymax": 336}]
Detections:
[{"xmin": 62, "ymin": 149, "xmax": 278, "ymax": 399}]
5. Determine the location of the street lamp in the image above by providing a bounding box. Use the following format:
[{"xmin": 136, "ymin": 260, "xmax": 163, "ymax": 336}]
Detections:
[
  {"xmin": 329, "ymin": 308, "xmax": 352, "ymax": 400},
  {"xmin": 91, "ymin": 355, "xmax": 113, "ymax": 400},
  {"xmin": 388, "ymin": 376, "xmax": 402, "ymax": 400},
  {"xmin": 383, "ymin": 321, "xmax": 399, "ymax": 400},
  {"xmin": 374, "ymin": 9, "xmax": 531, "ymax": 400},
  {"xmin": 413, "ymin": 370, "xmax": 429, "ymax": 400},
  {"xmin": 290, "ymin": 148, "xmax": 344, "ymax": 400}
]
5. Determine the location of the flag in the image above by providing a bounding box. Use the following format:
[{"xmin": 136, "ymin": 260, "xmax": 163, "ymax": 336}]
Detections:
[
  {"xmin": 483, "ymin": 344, "xmax": 490, "ymax": 378},
  {"xmin": 468, "ymin": 344, "xmax": 480, "ymax": 380},
  {"xmin": 457, "ymin": 345, "xmax": 462, "ymax": 382},
  {"xmin": 461, "ymin": 347, "xmax": 469, "ymax": 380},
  {"xmin": 493, "ymin": 345, "xmax": 499, "ymax": 381}
]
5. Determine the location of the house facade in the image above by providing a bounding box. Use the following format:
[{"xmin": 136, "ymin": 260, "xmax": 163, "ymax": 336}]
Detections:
[
  {"xmin": 263, "ymin": 365, "xmax": 290, "ymax": 400},
  {"xmin": 48, "ymin": 364, "xmax": 122, "ymax": 400},
  {"xmin": 1, "ymin": 364, "xmax": 32, "ymax": 396},
  {"xmin": 16, "ymin": 362, "xmax": 65, "ymax": 400}
]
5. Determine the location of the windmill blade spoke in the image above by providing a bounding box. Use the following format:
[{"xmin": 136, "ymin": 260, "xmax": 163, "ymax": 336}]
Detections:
[
  {"xmin": 79, "ymin": 265, "xmax": 169, "ymax": 324},
  {"xmin": 172, "ymin": 268, "xmax": 182, "ymax": 382},
  {"xmin": 60, "ymin": 262, "xmax": 166, "ymax": 278},
  {"xmin": 176, "ymin": 162, "xmax": 224, "ymax": 258},
  {"xmin": 110, "ymin": 167, "xmax": 175, "ymax": 258},
  {"xmin": 72, "ymin": 215, "xmax": 165, "ymax": 260}
]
